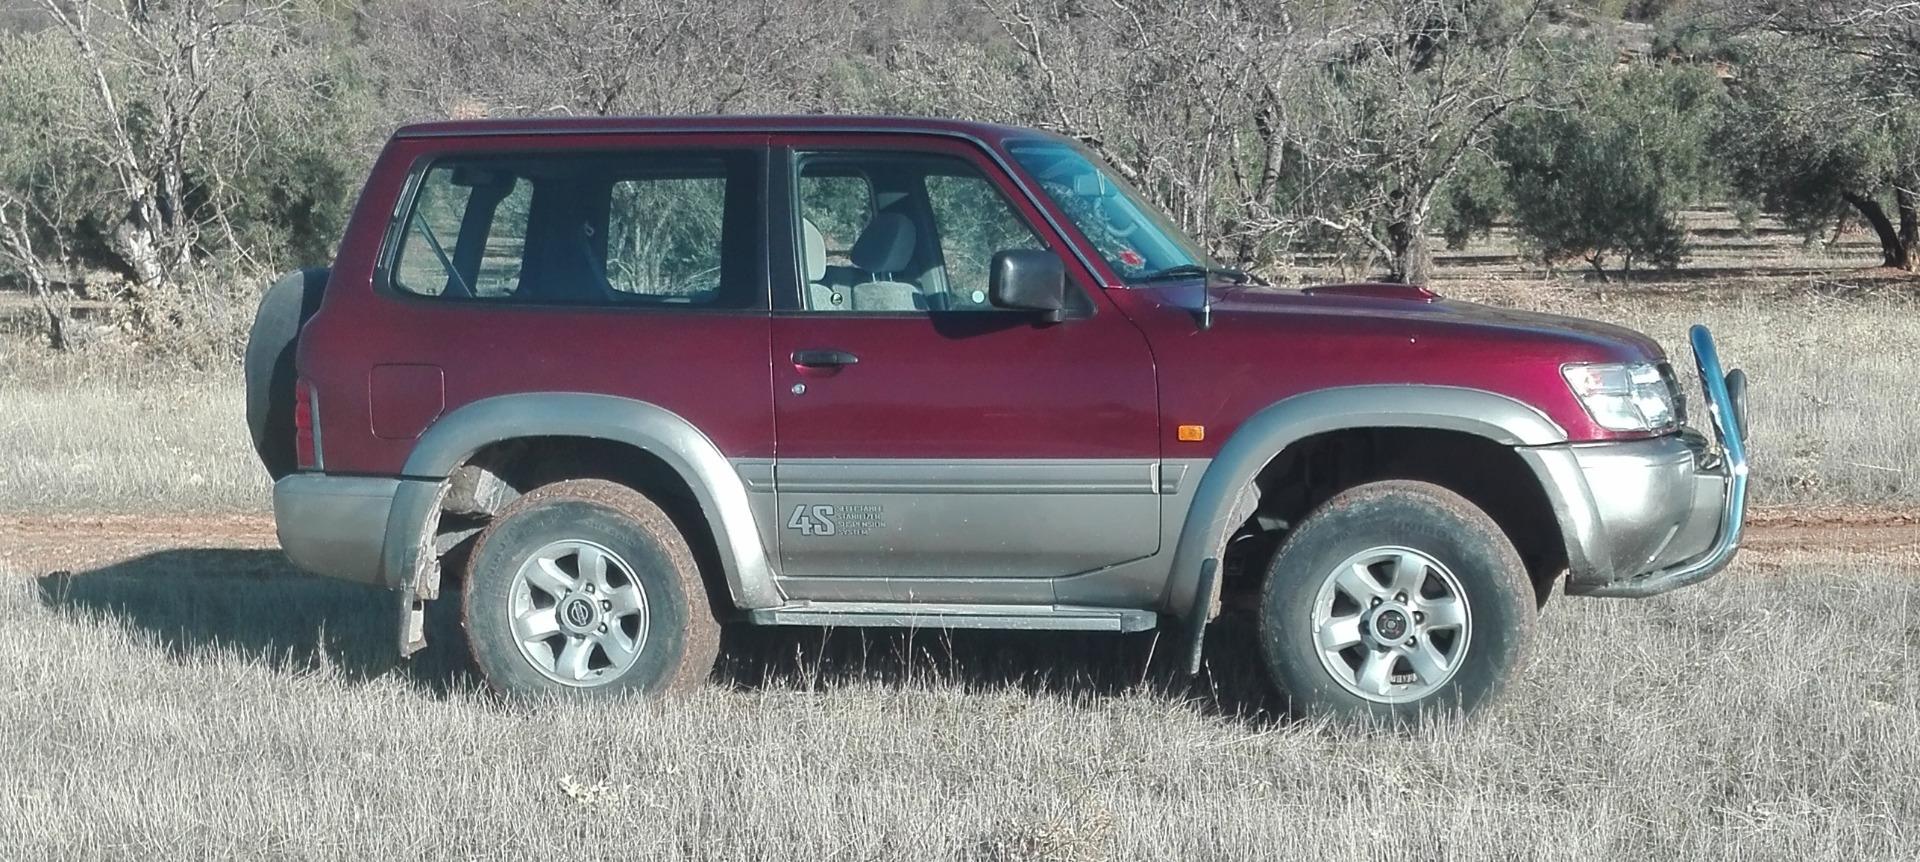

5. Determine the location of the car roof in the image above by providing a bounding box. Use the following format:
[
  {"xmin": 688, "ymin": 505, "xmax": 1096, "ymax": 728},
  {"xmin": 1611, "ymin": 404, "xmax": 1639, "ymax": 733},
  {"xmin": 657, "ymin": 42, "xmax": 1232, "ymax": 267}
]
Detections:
[{"xmin": 391, "ymin": 115, "xmax": 1072, "ymax": 146}]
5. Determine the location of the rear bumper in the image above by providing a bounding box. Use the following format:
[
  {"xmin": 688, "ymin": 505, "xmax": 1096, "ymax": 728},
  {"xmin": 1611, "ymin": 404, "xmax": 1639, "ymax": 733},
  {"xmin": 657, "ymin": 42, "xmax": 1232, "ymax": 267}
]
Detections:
[
  {"xmin": 1523, "ymin": 325, "xmax": 1750, "ymax": 598},
  {"xmin": 273, "ymin": 474, "xmax": 402, "ymax": 588}
]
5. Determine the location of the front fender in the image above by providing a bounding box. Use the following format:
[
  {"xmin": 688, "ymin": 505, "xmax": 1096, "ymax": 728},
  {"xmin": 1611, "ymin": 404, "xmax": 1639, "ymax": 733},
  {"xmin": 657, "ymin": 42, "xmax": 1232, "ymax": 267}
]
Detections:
[
  {"xmin": 383, "ymin": 392, "xmax": 780, "ymax": 611},
  {"xmin": 1161, "ymin": 385, "xmax": 1567, "ymax": 617}
]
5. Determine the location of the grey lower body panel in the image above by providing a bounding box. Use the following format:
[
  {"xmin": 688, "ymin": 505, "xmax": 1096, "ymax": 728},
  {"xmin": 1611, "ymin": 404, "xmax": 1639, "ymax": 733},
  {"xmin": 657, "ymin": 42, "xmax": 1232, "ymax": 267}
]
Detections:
[
  {"xmin": 273, "ymin": 474, "xmax": 404, "ymax": 588},
  {"xmin": 746, "ymin": 458, "xmax": 1181, "ymax": 585},
  {"xmin": 735, "ymin": 456, "xmax": 1207, "ymax": 614}
]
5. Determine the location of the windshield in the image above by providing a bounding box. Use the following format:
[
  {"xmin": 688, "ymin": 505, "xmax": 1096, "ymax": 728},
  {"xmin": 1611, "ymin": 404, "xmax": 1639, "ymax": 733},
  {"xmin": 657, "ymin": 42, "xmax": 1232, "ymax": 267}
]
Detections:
[{"xmin": 1007, "ymin": 142, "xmax": 1208, "ymax": 283}]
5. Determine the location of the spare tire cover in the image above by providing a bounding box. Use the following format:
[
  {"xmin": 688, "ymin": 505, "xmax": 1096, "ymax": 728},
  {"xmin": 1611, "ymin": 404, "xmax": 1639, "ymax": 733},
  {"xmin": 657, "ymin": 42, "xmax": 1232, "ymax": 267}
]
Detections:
[{"xmin": 244, "ymin": 268, "xmax": 329, "ymax": 480}]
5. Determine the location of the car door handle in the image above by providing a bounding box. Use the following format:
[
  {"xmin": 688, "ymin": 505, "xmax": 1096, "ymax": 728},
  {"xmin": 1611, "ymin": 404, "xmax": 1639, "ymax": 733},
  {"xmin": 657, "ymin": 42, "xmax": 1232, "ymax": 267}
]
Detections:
[{"xmin": 791, "ymin": 349, "xmax": 860, "ymax": 369}]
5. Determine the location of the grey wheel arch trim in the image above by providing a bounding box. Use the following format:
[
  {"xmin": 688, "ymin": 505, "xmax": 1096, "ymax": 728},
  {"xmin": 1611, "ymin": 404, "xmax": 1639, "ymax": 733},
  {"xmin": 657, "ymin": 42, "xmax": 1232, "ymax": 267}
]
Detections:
[
  {"xmin": 384, "ymin": 392, "xmax": 780, "ymax": 610},
  {"xmin": 1161, "ymin": 385, "xmax": 1567, "ymax": 617}
]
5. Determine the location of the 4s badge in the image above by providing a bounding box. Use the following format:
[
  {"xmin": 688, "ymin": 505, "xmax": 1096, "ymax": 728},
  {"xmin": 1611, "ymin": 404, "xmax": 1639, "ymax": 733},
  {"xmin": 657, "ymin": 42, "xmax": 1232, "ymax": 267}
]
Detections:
[{"xmin": 786, "ymin": 504, "xmax": 837, "ymax": 536}]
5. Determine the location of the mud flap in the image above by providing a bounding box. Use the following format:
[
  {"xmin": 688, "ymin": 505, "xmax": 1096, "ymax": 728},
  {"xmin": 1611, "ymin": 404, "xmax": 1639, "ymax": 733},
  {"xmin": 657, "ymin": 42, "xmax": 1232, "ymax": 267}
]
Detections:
[
  {"xmin": 1183, "ymin": 557, "xmax": 1220, "ymax": 676},
  {"xmin": 392, "ymin": 480, "xmax": 451, "ymax": 658}
]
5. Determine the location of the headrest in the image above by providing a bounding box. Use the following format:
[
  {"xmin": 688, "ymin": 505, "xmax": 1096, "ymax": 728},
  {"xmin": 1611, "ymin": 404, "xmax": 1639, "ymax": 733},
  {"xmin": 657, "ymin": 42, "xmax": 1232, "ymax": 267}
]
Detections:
[
  {"xmin": 801, "ymin": 218, "xmax": 827, "ymax": 283},
  {"xmin": 850, "ymin": 212, "xmax": 916, "ymax": 274}
]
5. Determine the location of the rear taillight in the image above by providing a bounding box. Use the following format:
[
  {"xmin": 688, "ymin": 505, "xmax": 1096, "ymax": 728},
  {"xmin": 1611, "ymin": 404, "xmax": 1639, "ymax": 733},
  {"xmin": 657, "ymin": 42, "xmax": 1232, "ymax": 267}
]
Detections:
[{"xmin": 294, "ymin": 379, "xmax": 321, "ymax": 470}]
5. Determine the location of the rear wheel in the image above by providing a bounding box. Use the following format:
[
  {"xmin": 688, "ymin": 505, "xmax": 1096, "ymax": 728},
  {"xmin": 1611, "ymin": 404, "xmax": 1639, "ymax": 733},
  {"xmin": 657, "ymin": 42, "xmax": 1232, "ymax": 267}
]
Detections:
[
  {"xmin": 1257, "ymin": 480, "xmax": 1535, "ymax": 724},
  {"xmin": 462, "ymin": 479, "xmax": 719, "ymax": 697}
]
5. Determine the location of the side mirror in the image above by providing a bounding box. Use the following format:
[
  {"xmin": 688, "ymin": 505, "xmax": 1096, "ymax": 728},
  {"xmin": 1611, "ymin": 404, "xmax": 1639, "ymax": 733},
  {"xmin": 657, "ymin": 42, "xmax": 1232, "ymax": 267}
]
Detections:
[{"xmin": 988, "ymin": 249, "xmax": 1067, "ymax": 321}]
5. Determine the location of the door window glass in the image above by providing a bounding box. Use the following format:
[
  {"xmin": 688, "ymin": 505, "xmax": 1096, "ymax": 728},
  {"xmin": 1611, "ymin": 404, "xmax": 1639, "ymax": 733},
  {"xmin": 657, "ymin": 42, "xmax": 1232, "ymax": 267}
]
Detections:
[
  {"xmin": 925, "ymin": 172, "xmax": 1044, "ymax": 310},
  {"xmin": 793, "ymin": 151, "xmax": 1050, "ymax": 313}
]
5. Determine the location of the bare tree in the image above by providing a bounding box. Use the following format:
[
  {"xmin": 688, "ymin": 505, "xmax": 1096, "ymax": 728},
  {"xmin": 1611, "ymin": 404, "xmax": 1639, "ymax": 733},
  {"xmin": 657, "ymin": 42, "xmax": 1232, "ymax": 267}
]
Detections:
[
  {"xmin": 895, "ymin": 0, "xmax": 1549, "ymax": 282},
  {"xmin": 367, "ymin": 0, "xmax": 853, "ymax": 121},
  {"xmin": 1305, "ymin": 0, "xmax": 1550, "ymax": 283},
  {"xmin": 34, "ymin": 0, "xmax": 313, "ymax": 329},
  {"xmin": 893, "ymin": 0, "xmax": 1344, "ymax": 268},
  {"xmin": 0, "ymin": 192, "xmax": 69, "ymax": 349}
]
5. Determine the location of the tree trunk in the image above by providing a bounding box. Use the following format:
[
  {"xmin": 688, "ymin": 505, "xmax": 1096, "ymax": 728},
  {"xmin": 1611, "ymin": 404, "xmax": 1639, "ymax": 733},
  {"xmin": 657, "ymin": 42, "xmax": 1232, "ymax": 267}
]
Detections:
[
  {"xmin": 1897, "ymin": 187, "xmax": 1920, "ymax": 272},
  {"xmin": 0, "ymin": 200, "xmax": 70, "ymax": 350},
  {"xmin": 1386, "ymin": 217, "xmax": 1434, "ymax": 285},
  {"xmin": 1841, "ymin": 190, "xmax": 1910, "ymax": 270},
  {"xmin": 1586, "ymin": 252, "xmax": 1610, "ymax": 283}
]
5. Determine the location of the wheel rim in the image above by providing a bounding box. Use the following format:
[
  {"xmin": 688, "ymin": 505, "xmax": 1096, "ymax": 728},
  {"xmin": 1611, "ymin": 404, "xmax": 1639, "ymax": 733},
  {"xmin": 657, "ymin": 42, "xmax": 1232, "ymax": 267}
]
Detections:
[
  {"xmin": 507, "ymin": 539, "xmax": 651, "ymax": 687},
  {"xmin": 1309, "ymin": 546, "xmax": 1472, "ymax": 704}
]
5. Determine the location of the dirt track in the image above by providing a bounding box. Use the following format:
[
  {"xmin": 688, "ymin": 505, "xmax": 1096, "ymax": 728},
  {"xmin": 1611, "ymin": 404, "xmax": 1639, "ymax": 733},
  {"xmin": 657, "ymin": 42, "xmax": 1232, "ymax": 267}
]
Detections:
[{"xmin": 1, "ymin": 506, "xmax": 1914, "ymax": 575}]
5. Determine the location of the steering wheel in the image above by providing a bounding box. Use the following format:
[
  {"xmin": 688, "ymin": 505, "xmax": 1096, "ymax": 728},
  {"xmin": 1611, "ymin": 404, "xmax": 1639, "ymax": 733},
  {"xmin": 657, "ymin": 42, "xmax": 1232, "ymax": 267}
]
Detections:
[{"xmin": 1097, "ymin": 196, "xmax": 1138, "ymax": 239}]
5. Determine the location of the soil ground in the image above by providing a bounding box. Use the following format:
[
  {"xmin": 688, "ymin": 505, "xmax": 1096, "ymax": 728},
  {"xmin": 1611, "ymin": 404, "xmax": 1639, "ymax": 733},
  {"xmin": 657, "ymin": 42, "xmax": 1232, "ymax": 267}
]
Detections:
[{"xmin": 4, "ymin": 507, "xmax": 1911, "ymax": 575}]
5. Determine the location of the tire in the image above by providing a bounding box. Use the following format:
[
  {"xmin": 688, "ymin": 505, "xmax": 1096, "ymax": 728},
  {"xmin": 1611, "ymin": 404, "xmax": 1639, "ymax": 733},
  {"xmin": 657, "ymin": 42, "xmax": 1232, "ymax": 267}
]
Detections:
[
  {"xmin": 1257, "ymin": 480, "xmax": 1535, "ymax": 724},
  {"xmin": 243, "ymin": 267, "xmax": 329, "ymax": 480},
  {"xmin": 461, "ymin": 479, "xmax": 720, "ymax": 698}
]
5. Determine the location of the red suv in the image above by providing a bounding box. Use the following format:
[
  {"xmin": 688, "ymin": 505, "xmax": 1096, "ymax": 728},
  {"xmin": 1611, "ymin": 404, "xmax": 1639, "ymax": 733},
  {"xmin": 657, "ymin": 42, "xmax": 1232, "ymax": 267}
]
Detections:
[{"xmin": 245, "ymin": 116, "xmax": 1749, "ymax": 721}]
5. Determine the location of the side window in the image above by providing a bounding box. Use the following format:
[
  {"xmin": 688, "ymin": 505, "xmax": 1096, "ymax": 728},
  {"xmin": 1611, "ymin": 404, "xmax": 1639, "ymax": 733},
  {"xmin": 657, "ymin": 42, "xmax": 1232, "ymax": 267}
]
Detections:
[
  {"xmin": 389, "ymin": 150, "xmax": 760, "ymax": 308},
  {"xmin": 797, "ymin": 174, "xmax": 872, "ymax": 274},
  {"xmin": 393, "ymin": 167, "xmax": 528, "ymax": 298},
  {"xmin": 793, "ymin": 151, "xmax": 1049, "ymax": 314},
  {"xmin": 606, "ymin": 176, "xmax": 727, "ymax": 301},
  {"xmin": 925, "ymin": 172, "xmax": 1044, "ymax": 310}
]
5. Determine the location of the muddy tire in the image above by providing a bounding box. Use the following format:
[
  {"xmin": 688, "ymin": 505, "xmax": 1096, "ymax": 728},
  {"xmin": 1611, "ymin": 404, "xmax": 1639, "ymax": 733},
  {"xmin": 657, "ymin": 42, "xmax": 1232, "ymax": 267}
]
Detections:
[
  {"xmin": 1257, "ymin": 480, "xmax": 1535, "ymax": 724},
  {"xmin": 462, "ymin": 479, "xmax": 719, "ymax": 698},
  {"xmin": 243, "ymin": 267, "xmax": 328, "ymax": 480}
]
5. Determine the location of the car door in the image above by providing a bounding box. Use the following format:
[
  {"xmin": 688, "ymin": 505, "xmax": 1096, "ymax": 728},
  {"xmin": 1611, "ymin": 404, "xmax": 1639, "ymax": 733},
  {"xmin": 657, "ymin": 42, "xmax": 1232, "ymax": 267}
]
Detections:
[{"xmin": 765, "ymin": 134, "xmax": 1160, "ymax": 602}]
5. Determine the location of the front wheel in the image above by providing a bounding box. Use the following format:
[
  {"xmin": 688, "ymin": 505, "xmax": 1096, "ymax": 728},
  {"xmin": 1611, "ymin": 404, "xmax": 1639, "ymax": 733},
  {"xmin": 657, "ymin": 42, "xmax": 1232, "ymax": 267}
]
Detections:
[
  {"xmin": 1257, "ymin": 480, "xmax": 1535, "ymax": 724},
  {"xmin": 462, "ymin": 479, "xmax": 719, "ymax": 698}
]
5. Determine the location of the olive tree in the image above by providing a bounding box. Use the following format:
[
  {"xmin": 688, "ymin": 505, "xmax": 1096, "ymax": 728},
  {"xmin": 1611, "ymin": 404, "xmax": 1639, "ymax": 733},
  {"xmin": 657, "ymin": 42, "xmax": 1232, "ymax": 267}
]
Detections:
[
  {"xmin": 0, "ymin": 27, "xmax": 94, "ymax": 348},
  {"xmin": 1705, "ymin": 1, "xmax": 1920, "ymax": 269},
  {"xmin": 1496, "ymin": 62, "xmax": 1722, "ymax": 278}
]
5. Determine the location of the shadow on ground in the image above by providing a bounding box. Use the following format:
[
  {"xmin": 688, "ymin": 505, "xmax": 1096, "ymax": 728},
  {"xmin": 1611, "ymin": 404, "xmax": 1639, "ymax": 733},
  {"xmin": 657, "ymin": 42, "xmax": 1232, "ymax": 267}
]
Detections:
[
  {"xmin": 34, "ymin": 549, "xmax": 476, "ymax": 693},
  {"xmin": 33, "ymin": 548, "xmax": 1282, "ymax": 717}
]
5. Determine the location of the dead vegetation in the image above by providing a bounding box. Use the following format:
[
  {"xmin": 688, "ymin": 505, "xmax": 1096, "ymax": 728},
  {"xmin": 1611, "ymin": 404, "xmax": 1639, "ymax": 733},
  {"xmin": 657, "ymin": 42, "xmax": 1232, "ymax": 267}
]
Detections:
[{"xmin": 2, "ymin": 538, "xmax": 1916, "ymax": 859}]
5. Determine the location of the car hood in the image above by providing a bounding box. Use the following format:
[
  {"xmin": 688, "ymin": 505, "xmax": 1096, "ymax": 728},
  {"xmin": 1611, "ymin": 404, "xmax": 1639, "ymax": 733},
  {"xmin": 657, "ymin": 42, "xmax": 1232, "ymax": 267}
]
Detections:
[{"xmin": 1148, "ymin": 281, "xmax": 1665, "ymax": 363}]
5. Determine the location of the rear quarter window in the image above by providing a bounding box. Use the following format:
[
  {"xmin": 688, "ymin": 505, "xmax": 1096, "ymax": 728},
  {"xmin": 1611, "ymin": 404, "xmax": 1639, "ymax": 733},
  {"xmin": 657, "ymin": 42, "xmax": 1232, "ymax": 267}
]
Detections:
[{"xmin": 386, "ymin": 149, "xmax": 762, "ymax": 309}]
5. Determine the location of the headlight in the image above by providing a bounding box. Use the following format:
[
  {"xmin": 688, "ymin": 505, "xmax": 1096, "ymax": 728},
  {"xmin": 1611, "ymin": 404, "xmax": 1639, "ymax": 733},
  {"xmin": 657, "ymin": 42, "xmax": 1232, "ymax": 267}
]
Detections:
[{"xmin": 1561, "ymin": 362, "xmax": 1677, "ymax": 431}]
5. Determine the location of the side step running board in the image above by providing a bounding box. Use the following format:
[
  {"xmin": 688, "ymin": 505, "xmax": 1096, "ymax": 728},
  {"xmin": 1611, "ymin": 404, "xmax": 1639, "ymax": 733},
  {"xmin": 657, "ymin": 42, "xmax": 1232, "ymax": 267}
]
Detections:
[{"xmin": 746, "ymin": 602, "xmax": 1160, "ymax": 633}]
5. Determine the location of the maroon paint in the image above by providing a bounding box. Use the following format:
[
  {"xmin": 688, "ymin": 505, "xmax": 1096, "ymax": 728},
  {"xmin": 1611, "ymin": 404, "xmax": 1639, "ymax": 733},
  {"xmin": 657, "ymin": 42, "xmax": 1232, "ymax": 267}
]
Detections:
[
  {"xmin": 368, "ymin": 364, "xmax": 445, "ymax": 440},
  {"xmin": 768, "ymin": 133, "xmax": 1157, "ymax": 460},
  {"xmin": 299, "ymin": 117, "xmax": 1669, "ymax": 478},
  {"xmin": 299, "ymin": 132, "xmax": 775, "ymax": 476},
  {"xmin": 1109, "ymin": 284, "xmax": 1662, "ymax": 455}
]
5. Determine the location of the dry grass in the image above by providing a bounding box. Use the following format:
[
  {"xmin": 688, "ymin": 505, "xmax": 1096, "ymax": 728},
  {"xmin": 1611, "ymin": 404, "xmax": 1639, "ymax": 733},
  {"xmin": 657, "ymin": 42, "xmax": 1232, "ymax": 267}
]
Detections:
[
  {"xmin": 3, "ymin": 544, "xmax": 1917, "ymax": 860},
  {"xmin": 0, "ymin": 371, "xmax": 265, "ymax": 513}
]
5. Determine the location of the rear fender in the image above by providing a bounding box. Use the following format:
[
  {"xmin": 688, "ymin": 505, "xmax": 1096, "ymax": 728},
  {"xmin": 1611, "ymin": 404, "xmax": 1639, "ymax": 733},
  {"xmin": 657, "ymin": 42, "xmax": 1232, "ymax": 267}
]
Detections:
[{"xmin": 386, "ymin": 393, "xmax": 780, "ymax": 616}]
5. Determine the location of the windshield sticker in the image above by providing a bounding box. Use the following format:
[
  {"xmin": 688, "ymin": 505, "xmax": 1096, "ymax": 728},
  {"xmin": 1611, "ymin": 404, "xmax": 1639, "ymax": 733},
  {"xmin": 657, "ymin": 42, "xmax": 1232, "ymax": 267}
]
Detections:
[{"xmin": 1118, "ymin": 248, "xmax": 1145, "ymax": 268}]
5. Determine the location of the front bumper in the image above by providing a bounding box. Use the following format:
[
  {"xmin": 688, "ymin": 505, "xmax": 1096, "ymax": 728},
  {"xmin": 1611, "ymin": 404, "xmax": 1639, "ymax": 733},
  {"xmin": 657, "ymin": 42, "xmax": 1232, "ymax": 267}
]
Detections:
[{"xmin": 1523, "ymin": 325, "xmax": 1750, "ymax": 598}]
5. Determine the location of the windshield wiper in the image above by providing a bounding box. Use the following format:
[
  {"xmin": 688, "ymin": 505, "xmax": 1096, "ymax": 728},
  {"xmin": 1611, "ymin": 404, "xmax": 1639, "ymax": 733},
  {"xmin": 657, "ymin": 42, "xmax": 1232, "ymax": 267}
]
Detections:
[{"xmin": 1137, "ymin": 264, "xmax": 1254, "ymax": 284}]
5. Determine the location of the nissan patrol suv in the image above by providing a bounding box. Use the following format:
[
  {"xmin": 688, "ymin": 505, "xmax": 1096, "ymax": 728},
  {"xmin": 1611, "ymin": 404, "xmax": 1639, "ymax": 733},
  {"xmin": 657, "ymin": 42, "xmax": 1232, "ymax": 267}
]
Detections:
[{"xmin": 245, "ymin": 115, "xmax": 1749, "ymax": 722}]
